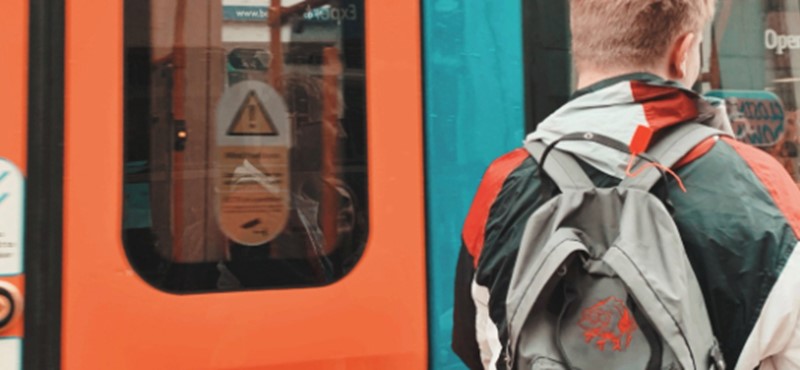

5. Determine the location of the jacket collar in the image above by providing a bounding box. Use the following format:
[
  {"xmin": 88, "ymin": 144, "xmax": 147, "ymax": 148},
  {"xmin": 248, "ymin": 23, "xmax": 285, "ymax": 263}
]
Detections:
[
  {"xmin": 526, "ymin": 75, "xmax": 733, "ymax": 178},
  {"xmin": 571, "ymin": 72, "xmax": 665, "ymax": 100}
]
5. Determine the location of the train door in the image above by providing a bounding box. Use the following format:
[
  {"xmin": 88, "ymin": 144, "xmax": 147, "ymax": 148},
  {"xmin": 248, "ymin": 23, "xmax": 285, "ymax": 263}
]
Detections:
[
  {"xmin": 24, "ymin": 0, "xmax": 427, "ymax": 368},
  {"xmin": 0, "ymin": 2, "xmax": 27, "ymax": 369}
]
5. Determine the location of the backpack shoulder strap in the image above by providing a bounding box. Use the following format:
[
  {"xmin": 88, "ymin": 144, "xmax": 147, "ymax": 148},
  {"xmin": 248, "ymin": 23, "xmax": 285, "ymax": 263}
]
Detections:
[
  {"xmin": 525, "ymin": 140, "xmax": 594, "ymax": 191},
  {"xmin": 620, "ymin": 123, "xmax": 727, "ymax": 191}
]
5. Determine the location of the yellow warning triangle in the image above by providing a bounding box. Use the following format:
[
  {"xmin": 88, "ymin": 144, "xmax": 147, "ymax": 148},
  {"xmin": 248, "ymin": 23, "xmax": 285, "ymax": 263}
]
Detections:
[{"xmin": 228, "ymin": 91, "xmax": 279, "ymax": 136}]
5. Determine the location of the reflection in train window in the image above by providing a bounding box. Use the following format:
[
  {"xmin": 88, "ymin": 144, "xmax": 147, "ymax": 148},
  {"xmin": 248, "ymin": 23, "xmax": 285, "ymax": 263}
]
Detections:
[
  {"xmin": 123, "ymin": 0, "xmax": 367, "ymax": 292},
  {"xmin": 702, "ymin": 0, "xmax": 800, "ymax": 186}
]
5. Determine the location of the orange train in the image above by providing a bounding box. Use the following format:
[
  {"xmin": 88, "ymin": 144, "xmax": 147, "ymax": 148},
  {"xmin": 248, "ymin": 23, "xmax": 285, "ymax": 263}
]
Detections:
[{"xmin": 1, "ymin": 1, "xmax": 429, "ymax": 369}]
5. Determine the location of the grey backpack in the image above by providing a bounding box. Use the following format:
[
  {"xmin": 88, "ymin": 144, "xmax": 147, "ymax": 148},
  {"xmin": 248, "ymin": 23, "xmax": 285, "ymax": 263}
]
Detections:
[{"xmin": 505, "ymin": 124, "xmax": 729, "ymax": 370}]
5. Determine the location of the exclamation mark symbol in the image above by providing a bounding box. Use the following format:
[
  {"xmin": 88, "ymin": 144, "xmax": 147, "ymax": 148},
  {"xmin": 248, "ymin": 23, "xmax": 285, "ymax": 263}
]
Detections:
[{"xmin": 248, "ymin": 104, "xmax": 256, "ymax": 129}]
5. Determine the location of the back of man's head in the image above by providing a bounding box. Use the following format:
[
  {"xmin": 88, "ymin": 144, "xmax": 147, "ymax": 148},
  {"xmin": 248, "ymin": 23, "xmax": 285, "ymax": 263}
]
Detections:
[{"xmin": 570, "ymin": 0, "xmax": 716, "ymax": 73}]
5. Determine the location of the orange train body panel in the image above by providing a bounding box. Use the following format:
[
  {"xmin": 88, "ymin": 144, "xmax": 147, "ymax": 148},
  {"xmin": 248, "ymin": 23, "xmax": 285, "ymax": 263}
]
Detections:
[
  {"xmin": 0, "ymin": 0, "xmax": 27, "ymax": 345},
  {"xmin": 0, "ymin": 0, "xmax": 28, "ymax": 171},
  {"xmin": 63, "ymin": 0, "xmax": 427, "ymax": 369}
]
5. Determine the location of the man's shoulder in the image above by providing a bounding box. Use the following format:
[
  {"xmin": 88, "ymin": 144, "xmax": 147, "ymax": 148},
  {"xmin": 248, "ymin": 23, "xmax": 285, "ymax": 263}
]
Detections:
[
  {"xmin": 462, "ymin": 148, "xmax": 538, "ymax": 262},
  {"xmin": 676, "ymin": 135, "xmax": 800, "ymax": 238},
  {"xmin": 681, "ymin": 137, "xmax": 799, "ymax": 200},
  {"xmin": 480, "ymin": 148, "xmax": 535, "ymax": 184}
]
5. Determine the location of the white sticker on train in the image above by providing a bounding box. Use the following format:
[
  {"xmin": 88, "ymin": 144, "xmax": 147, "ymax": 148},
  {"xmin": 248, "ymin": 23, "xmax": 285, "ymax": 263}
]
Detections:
[
  {"xmin": 0, "ymin": 159, "xmax": 23, "ymax": 276},
  {"xmin": 0, "ymin": 338, "xmax": 21, "ymax": 370}
]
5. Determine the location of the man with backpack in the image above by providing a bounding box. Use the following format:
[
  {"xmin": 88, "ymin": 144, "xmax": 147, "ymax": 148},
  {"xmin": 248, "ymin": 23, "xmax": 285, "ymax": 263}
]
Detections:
[{"xmin": 453, "ymin": 1, "xmax": 800, "ymax": 369}]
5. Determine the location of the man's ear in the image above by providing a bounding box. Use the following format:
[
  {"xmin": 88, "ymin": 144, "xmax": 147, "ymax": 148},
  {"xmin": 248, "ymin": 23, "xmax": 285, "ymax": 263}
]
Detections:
[{"xmin": 669, "ymin": 32, "xmax": 696, "ymax": 80}]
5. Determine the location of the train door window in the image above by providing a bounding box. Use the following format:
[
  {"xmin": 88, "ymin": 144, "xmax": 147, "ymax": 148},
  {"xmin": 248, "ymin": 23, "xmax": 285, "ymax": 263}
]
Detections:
[
  {"xmin": 123, "ymin": 0, "xmax": 367, "ymax": 292},
  {"xmin": 701, "ymin": 1, "xmax": 800, "ymax": 186}
]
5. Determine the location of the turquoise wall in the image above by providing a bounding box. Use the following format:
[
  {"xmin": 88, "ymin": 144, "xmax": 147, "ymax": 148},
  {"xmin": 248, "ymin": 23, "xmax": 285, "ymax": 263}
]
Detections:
[{"xmin": 422, "ymin": 1, "xmax": 526, "ymax": 368}]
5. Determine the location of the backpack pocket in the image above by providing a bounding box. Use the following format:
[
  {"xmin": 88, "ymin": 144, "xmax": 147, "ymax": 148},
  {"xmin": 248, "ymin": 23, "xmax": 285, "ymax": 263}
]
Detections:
[
  {"xmin": 603, "ymin": 245, "xmax": 703, "ymax": 370},
  {"xmin": 506, "ymin": 229, "xmax": 589, "ymax": 368},
  {"xmin": 556, "ymin": 270, "xmax": 666, "ymax": 370}
]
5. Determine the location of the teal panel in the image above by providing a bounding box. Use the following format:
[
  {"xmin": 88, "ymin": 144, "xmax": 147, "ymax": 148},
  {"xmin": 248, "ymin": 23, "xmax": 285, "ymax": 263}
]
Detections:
[
  {"xmin": 423, "ymin": 1, "xmax": 526, "ymax": 369},
  {"xmin": 717, "ymin": 1, "xmax": 765, "ymax": 90}
]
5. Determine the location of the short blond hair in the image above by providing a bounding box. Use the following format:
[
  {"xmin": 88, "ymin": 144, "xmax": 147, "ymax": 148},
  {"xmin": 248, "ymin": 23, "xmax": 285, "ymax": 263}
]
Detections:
[{"xmin": 570, "ymin": 0, "xmax": 716, "ymax": 70}]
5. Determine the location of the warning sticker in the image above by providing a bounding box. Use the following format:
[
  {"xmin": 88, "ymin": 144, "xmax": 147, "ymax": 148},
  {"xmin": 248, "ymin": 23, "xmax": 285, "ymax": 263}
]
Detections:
[
  {"xmin": 227, "ymin": 92, "xmax": 279, "ymax": 136},
  {"xmin": 215, "ymin": 147, "xmax": 289, "ymax": 245},
  {"xmin": 215, "ymin": 81, "xmax": 291, "ymax": 246},
  {"xmin": 0, "ymin": 160, "xmax": 23, "ymax": 276}
]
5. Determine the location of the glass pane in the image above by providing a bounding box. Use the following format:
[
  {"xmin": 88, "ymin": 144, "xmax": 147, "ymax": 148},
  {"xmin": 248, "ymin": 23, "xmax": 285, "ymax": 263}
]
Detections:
[
  {"xmin": 703, "ymin": 0, "xmax": 800, "ymax": 185},
  {"xmin": 123, "ymin": 0, "xmax": 367, "ymax": 292}
]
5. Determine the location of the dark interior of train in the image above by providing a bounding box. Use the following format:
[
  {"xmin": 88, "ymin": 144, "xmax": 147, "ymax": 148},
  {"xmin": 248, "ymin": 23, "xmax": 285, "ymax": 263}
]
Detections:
[{"xmin": 122, "ymin": 0, "xmax": 368, "ymax": 292}]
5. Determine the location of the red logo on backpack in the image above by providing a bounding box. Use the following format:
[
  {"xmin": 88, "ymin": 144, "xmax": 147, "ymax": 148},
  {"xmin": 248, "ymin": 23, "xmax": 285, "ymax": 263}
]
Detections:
[{"xmin": 579, "ymin": 297, "xmax": 638, "ymax": 352}]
